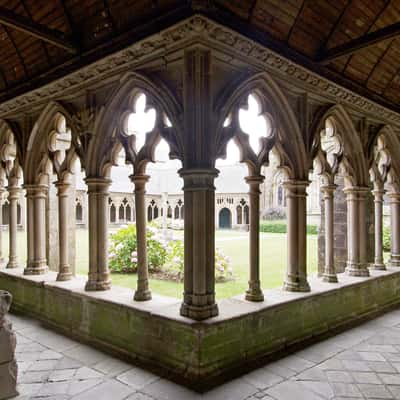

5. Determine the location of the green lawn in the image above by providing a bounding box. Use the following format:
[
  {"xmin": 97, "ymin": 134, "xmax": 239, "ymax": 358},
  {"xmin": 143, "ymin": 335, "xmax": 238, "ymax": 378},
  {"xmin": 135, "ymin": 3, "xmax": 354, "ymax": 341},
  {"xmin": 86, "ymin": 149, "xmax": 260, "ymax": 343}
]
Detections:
[{"xmin": 3, "ymin": 228, "xmax": 318, "ymax": 299}]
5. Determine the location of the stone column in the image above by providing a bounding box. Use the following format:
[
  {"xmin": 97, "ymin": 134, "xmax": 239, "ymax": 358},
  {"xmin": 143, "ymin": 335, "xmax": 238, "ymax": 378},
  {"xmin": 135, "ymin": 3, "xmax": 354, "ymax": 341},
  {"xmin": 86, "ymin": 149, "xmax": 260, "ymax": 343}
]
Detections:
[
  {"xmin": 388, "ymin": 192, "xmax": 400, "ymax": 267},
  {"xmin": 55, "ymin": 181, "xmax": 72, "ymax": 281},
  {"xmin": 6, "ymin": 184, "xmax": 20, "ymax": 269},
  {"xmin": 282, "ymin": 181, "xmax": 310, "ymax": 292},
  {"xmin": 85, "ymin": 178, "xmax": 111, "ymax": 291},
  {"xmin": 0, "ymin": 186, "xmax": 5, "ymax": 265},
  {"xmin": 372, "ymin": 188, "xmax": 386, "ymax": 270},
  {"xmin": 131, "ymin": 174, "xmax": 151, "ymax": 301},
  {"xmin": 180, "ymin": 169, "xmax": 219, "ymax": 320},
  {"xmin": 24, "ymin": 185, "xmax": 48, "ymax": 275},
  {"xmin": 0, "ymin": 290, "xmax": 18, "ymax": 399},
  {"xmin": 24, "ymin": 186, "xmax": 35, "ymax": 271},
  {"xmin": 344, "ymin": 187, "xmax": 370, "ymax": 276},
  {"xmin": 321, "ymin": 184, "xmax": 338, "ymax": 282},
  {"xmin": 245, "ymin": 175, "xmax": 264, "ymax": 301}
]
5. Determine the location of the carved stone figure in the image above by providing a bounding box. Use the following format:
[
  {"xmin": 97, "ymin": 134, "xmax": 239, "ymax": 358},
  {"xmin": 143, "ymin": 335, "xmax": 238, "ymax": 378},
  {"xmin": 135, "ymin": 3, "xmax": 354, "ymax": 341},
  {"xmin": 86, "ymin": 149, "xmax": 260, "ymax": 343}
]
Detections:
[{"xmin": 0, "ymin": 291, "xmax": 18, "ymax": 400}]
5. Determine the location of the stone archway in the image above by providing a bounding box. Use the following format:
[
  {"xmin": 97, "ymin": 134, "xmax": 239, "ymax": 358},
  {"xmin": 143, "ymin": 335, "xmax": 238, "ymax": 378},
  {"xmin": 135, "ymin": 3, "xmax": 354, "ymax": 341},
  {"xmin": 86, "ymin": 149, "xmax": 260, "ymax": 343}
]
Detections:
[{"xmin": 219, "ymin": 207, "xmax": 232, "ymax": 229}]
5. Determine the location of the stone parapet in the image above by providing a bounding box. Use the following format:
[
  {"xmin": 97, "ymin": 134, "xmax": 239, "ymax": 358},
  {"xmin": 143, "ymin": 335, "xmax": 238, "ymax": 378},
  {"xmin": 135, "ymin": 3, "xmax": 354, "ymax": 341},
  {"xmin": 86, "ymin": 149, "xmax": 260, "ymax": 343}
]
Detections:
[{"xmin": 1, "ymin": 268, "xmax": 400, "ymax": 389}]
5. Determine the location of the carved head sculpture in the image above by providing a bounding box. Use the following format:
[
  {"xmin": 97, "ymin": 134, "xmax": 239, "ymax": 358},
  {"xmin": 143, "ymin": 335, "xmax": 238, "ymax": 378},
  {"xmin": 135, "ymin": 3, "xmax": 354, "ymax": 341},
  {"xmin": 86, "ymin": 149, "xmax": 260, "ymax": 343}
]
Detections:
[{"xmin": 0, "ymin": 290, "xmax": 12, "ymax": 322}]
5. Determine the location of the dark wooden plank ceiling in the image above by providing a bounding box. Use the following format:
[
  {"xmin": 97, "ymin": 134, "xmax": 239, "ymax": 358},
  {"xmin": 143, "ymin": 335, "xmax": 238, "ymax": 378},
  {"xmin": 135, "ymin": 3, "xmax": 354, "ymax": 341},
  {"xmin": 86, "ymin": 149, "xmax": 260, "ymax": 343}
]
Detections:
[{"xmin": 0, "ymin": 0, "xmax": 399, "ymax": 113}]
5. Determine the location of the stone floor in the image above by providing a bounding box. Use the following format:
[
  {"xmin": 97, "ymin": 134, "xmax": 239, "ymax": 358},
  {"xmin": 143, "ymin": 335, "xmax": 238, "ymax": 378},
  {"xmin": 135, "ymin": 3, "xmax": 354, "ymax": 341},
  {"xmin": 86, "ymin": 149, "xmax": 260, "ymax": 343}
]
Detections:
[{"xmin": 8, "ymin": 309, "xmax": 400, "ymax": 400}]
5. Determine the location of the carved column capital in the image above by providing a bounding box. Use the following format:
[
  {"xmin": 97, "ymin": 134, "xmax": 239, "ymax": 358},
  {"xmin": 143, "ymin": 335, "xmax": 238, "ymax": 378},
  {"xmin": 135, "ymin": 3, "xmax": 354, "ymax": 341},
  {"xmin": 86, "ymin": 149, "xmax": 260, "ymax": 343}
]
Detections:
[{"xmin": 179, "ymin": 168, "xmax": 219, "ymax": 190}]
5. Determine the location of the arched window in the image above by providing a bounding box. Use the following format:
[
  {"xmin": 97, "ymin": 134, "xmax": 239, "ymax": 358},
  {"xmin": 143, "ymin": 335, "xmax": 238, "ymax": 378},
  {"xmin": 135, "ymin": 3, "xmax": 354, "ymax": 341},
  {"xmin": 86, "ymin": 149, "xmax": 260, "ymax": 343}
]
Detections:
[
  {"xmin": 126, "ymin": 204, "xmax": 131, "ymax": 221},
  {"xmin": 17, "ymin": 203, "xmax": 21, "ymax": 225},
  {"xmin": 76, "ymin": 202, "xmax": 83, "ymax": 221},
  {"xmin": 147, "ymin": 205, "xmax": 153, "ymax": 222},
  {"xmin": 244, "ymin": 205, "xmax": 249, "ymax": 225},
  {"xmin": 119, "ymin": 204, "xmax": 125, "ymax": 221},
  {"xmin": 110, "ymin": 204, "xmax": 116, "ymax": 223},
  {"xmin": 154, "ymin": 206, "xmax": 159, "ymax": 219},
  {"xmin": 236, "ymin": 205, "xmax": 242, "ymax": 224},
  {"xmin": 167, "ymin": 206, "xmax": 172, "ymax": 218},
  {"xmin": 174, "ymin": 205, "xmax": 179, "ymax": 219},
  {"xmin": 181, "ymin": 205, "xmax": 184, "ymax": 220},
  {"xmin": 2, "ymin": 201, "xmax": 9, "ymax": 225},
  {"xmin": 277, "ymin": 186, "xmax": 283, "ymax": 206}
]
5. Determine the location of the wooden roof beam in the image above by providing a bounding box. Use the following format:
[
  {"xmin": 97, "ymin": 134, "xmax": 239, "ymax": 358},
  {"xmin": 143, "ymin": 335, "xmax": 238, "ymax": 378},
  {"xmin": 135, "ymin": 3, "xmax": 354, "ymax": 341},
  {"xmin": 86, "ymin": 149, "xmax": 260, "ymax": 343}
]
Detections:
[
  {"xmin": 0, "ymin": 6, "xmax": 77, "ymax": 53},
  {"xmin": 317, "ymin": 21, "xmax": 400, "ymax": 64}
]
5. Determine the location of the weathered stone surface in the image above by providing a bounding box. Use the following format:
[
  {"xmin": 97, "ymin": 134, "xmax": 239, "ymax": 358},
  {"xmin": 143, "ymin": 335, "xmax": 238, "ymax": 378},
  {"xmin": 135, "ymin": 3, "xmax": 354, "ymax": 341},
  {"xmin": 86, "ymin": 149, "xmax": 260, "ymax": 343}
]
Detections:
[{"xmin": 0, "ymin": 290, "xmax": 18, "ymax": 399}]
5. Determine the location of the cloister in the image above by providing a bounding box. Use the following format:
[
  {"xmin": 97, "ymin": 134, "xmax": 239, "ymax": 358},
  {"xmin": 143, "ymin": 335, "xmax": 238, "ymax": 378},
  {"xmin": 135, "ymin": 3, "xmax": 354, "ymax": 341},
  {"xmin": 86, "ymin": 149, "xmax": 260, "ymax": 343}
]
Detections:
[{"xmin": 1, "ymin": 2, "xmax": 400, "ymax": 394}]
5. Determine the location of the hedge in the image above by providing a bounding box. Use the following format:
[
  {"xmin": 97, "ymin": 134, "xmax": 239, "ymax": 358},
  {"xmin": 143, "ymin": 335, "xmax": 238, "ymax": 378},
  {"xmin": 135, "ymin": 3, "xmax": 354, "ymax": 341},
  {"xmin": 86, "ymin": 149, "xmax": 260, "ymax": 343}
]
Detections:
[{"xmin": 259, "ymin": 221, "xmax": 318, "ymax": 235}]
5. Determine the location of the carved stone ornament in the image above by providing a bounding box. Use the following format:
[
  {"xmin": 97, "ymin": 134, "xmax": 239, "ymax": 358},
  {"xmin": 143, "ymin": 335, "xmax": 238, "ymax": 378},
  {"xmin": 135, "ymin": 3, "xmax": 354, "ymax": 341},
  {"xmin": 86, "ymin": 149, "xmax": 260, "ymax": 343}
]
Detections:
[
  {"xmin": 0, "ymin": 290, "xmax": 18, "ymax": 399},
  {"xmin": 0, "ymin": 15, "xmax": 399, "ymax": 129}
]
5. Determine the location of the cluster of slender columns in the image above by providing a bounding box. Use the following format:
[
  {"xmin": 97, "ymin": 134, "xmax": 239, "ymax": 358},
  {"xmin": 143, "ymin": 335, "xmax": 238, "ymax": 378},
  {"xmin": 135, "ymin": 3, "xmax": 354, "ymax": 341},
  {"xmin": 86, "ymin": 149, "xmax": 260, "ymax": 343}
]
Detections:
[
  {"xmin": 85, "ymin": 178, "xmax": 112, "ymax": 291},
  {"xmin": 388, "ymin": 192, "xmax": 400, "ymax": 267},
  {"xmin": 344, "ymin": 187, "xmax": 370, "ymax": 277},
  {"xmin": 282, "ymin": 181, "xmax": 310, "ymax": 292},
  {"xmin": 24, "ymin": 184, "xmax": 48, "ymax": 275},
  {"xmin": 373, "ymin": 188, "xmax": 386, "ymax": 270},
  {"xmin": 6, "ymin": 181, "xmax": 19, "ymax": 269}
]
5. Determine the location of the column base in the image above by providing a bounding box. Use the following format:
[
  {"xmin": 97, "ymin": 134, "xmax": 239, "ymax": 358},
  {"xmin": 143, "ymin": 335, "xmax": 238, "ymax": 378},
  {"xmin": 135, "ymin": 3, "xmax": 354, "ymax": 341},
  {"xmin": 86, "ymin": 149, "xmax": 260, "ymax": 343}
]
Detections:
[
  {"xmin": 6, "ymin": 260, "xmax": 19, "ymax": 269},
  {"xmin": 180, "ymin": 302, "xmax": 218, "ymax": 320},
  {"xmin": 283, "ymin": 276, "xmax": 310, "ymax": 292},
  {"xmin": 390, "ymin": 254, "xmax": 400, "ymax": 267},
  {"xmin": 322, "ymin": 273, "xmax": 338, "ymax": 283},
  {"xmin": 245, "ymin": 286, "xmax": 264, "ymax": 302},
  {"xmin": 134, "ymin": 289, "xmax": 152, "ymax": 301},
  {"xmin": 371, "ymin": 262, "xmax": 386, "ymax": 270},
  {"xmin": 23, "ymin": 265, "xmax": 48, "ymax": 275},
  {"xmin": 56, "ymin": 272, "xmax": 73, "ymax": 281},
  {"xmin": 345, "ymin": 262, "xmax": 370, "ymax": 277},
  {"xmin": 85, "ymin": 279, "xmax": 111, "ymax": 291}
]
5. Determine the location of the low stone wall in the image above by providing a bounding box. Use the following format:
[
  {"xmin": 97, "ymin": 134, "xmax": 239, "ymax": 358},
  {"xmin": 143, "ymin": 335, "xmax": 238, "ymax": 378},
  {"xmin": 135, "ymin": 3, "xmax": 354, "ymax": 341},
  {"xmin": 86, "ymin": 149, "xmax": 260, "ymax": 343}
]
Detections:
[{"xmin": 1, "ymin": 268, "xmax": 400, "ymax": 389}]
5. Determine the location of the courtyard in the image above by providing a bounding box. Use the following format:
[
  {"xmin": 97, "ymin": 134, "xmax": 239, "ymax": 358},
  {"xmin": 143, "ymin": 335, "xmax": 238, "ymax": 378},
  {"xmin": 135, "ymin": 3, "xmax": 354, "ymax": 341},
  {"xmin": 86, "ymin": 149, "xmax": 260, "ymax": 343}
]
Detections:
[{"xmin": 1, "ymin": 228, "xmax": 319, "ymax": 299}]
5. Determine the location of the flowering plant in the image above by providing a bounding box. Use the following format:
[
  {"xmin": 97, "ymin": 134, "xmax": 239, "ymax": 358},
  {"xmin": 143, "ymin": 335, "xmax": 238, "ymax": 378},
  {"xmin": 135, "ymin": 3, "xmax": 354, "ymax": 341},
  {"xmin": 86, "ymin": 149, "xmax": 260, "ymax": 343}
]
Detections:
[{"xmin": 109, "ymin": 224, "xmax": 234, "ymax": 282}]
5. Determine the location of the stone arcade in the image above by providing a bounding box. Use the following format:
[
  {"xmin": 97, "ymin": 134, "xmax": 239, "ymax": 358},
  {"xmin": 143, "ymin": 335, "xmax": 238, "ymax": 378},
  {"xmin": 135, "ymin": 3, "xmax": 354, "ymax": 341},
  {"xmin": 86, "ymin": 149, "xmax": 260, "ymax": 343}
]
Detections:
[{"xmin": 0, "ymin": 3, "xmax": 400, "ymax": 392}]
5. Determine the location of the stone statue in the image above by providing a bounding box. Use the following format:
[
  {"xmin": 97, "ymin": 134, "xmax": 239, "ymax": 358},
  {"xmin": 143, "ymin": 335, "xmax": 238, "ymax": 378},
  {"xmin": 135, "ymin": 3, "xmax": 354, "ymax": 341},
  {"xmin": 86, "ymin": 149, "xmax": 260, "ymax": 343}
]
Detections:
[{"xmin": 0, "ymin": 291, "xmax": 18, "ymax": 399}]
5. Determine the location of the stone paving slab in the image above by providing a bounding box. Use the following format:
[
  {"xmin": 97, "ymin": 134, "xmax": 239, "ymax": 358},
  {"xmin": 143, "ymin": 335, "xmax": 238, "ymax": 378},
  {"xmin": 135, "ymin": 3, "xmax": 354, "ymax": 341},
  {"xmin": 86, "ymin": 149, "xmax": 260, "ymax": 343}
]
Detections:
[{"xmin": 8, "ymin": 308, "xmax": 400, "ymax": 399}]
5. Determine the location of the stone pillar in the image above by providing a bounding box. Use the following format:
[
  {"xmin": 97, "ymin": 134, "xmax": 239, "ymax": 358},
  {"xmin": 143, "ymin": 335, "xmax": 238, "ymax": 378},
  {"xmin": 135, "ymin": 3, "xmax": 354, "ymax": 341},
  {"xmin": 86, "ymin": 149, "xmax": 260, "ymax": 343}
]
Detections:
[
  {"xmin": 24, "ymin": 185, "xmax": 48, "ymax": 275},
  {"xmin": 388, "ymin": 192, "xmax": 400, "ymax": 267},
  {"xmin": 283, "ymin": 181, "xmax": 310, "ymax": 292},
  {"xmin": 321, "ymin": 184, "xmax": 338, "ymax": 282},
  {"xmin": 55, "ymin": 181, "xmax": 72, "ymax": 281},
  {"xmin": 24, "ymin": 186, "xmax": 35, "ymax": 271},
  {"xmin": 0, "ymin": 186, "xmax": 4, "ymax": 265},
  {"xmin": 85, "ymin": 178, "xmax": 111, "ymax": 291},
  {"xmin": 0, "ymin": 290, "xmax": 18, "ymax": 399},
  {"xmin": 245, "ymin": 175, "xmax": 264, "ymax": 301},
  {"xmin": 6, "ymin": 184, "xmax": 20, "ymax": 269},
  {"xmin": 131, "ymin": 174, "xmax": 151, "ymax": 301},
  {"xmin": 180, "ymin": 169, "xmax": 218, "ymax": 320},
  {"xmin": 372, "ymin": 188, "xmax": 386, "ymax": 270},
  {"xmin": 344, "ymin": 187, "xmax": 370, "ymax": 276}
]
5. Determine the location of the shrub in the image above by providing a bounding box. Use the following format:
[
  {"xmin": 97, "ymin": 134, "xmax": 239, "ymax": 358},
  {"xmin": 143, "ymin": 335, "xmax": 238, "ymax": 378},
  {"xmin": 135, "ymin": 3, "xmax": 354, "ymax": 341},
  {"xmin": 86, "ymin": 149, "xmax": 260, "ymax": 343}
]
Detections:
[
  {"xmin": 383, "ymin": 226, "xmax": 391, "ymax": 252},
  {"xmin": 109, "ymin": 224, "xmax": 234, "ymax": 282},
  {"xmin": 109, "ymin": 224, "xmax": 168, "ymax": 273},
  {"xmin": 259, "ymin": 221, "xmax": 318, "ymax": 235},
  {"xmin": 261, "ymin": 207, "xmax": 286, "ymax": 220}
]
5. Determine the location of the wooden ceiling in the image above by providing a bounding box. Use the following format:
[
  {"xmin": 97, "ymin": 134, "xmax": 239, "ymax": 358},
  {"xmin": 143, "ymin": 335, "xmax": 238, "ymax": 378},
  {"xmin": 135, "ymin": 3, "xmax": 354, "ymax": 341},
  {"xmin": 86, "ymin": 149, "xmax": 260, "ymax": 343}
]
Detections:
[{"xmin": 0, "ymin": 1, "xmax": 399, "ymax": 113}]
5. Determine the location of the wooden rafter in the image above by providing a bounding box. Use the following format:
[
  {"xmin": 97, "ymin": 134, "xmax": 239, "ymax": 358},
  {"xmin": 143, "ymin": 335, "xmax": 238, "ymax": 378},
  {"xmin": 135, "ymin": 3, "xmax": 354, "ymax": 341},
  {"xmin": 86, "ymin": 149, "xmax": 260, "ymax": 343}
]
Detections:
[
  {"xmin": 0, "ymin": 6, "xmax": 77, "ymax": 53},
  {"xmin": 317, "ymin": 21, "xmax": 400, "ymax": 64}
]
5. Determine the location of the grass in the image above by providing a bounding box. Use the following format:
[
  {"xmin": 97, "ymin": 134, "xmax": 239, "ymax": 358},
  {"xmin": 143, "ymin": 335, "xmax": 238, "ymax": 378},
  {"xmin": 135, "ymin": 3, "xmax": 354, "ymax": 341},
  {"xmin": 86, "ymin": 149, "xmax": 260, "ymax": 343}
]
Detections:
[{"xmin": 2, "ymin": 227, "xmax": 318, "ymax": 299}]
